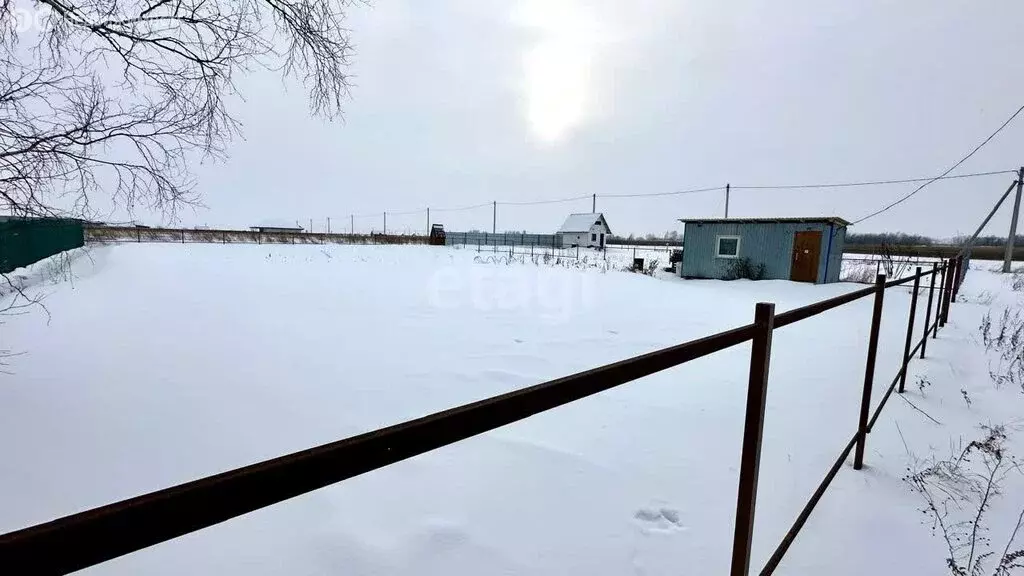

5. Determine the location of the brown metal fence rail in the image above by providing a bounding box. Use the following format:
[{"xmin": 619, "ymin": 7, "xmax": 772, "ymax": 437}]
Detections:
[{"xmin": 0, "ymin": 258, "xmax": 965, "ymax": 576}]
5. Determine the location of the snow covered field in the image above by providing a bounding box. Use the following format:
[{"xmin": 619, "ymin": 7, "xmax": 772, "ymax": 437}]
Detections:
[{"xmin": 2, "ymin": 244, "xmax": 1023, "ymax": 575}]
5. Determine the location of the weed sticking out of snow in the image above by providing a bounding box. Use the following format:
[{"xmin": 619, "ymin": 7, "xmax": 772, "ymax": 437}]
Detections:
[
  {"xmin": 472, "ymin": 253, "xmax": 613, "ymax": 273},
  {"xmin": 904, "ymin": 425, "xmax": 1024, "ymax": 576},
  {"xmin": 917, "ymin": 375, "xmax": 933, "ymax": 397},
  {"xmin": 724, "ymin": 257, "xmax": 766, "ymax": 281},
  {"xmin": 969, "ymin": 290, "xmax": 998, "ymax": 306},
  {"xmin": 980, "ymin": 308, "xmax": 1024, "ymax": 391},
  {"xmin": 1008, "ymin": 271, "xmax": 1024, "ymax": 294},
  {"xmin": 841, "ymin": 262, "xmax": 877, "ymax": 284}
]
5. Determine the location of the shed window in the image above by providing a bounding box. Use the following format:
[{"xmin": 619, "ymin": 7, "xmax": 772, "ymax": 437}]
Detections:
[
  {"xmin": 716, "ymin": 235, "xmax": 741, "ymax": 258},
  {"xmin": 591, "ymin": 233, "xmax": 596, "ymax": 241}
]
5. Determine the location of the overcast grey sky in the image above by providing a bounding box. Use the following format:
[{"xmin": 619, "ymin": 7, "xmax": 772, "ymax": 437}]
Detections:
[{"xmin": 179, "ymin": 0, "xmax": 1024, "ymax": 238}]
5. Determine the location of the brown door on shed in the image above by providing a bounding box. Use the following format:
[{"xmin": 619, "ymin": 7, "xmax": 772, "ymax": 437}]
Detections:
[{"xmin": 790, "ymin": 230, "xmax": 822, "ymax": 283}]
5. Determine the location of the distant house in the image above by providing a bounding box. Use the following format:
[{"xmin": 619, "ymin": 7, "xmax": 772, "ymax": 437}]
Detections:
[
  {"xmin": 678, "ymin": 217, "xmax": 848, "ymax": 284},
  {"xmin": 250, "ymin": 219, "xmax": 304, "ymax": 234},
  {"xmin": 557, "ymin": 213, "xmax": 612, "ymax": 249}
]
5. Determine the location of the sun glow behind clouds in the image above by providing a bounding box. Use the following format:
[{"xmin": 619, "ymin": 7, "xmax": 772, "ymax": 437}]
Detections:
[{"xmin": 515, "ymin": 0, "xmax": 603, "ymax": 145}]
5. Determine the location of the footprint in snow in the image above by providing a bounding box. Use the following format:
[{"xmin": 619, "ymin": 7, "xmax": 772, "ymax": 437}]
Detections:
[
  {"xmin": 633, "ymin": 507, "xmax": 685, "ymax": 533},
  {"xmin": 513, "ymin": 338, "xmax": 523, "ymax": 344}
]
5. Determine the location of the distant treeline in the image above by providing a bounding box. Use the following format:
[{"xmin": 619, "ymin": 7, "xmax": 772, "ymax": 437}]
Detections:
[
  {"xmin": 464, "ymin": 229, "xmax": 1020, "ymax": 247},
  {"xmin": 952, "ymin": 235, "xmax": 1024, "ymax": 247},
  {"xmin": 846, "ymin": 232, "xmax": 1024, "ymax": 247},
  {"xmin": 846, "ymin": 232, "xmax": 935, "ymax": 246},
  {"xmin": 608, "ymin": 231, "xmax": 682, "ymax": 246}
]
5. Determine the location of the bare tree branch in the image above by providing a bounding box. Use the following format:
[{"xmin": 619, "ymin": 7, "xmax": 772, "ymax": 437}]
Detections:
[{"xmin": 0, "ymin": 0, "xmax": 357, "ymax": 220}]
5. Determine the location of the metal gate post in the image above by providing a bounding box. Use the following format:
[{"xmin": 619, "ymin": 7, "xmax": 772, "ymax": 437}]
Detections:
[
  {"xmin": 854, "ymin": 274, "xmax": 886, "ymax": 470},
  {"xmin": 921, "ymin": 263, "xmax": 937, "ymax": 357},
  {"xmin": 729, "ymin": 302, "xmax": 776, "ymax": 576},
  {"xmin": 898, "ymin": 268, "xmax": 921, "ymax": 393}
]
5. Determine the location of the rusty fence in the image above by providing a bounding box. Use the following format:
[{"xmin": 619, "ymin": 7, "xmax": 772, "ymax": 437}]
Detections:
[{"xmin": 0, "ymin": 257, "xmax": 966, "ymax": 575}]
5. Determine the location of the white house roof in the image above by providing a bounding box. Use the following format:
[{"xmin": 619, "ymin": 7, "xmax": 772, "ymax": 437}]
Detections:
[{"xmin": 558, "ymin": 213, "xmax": 611, "ymax": 234}]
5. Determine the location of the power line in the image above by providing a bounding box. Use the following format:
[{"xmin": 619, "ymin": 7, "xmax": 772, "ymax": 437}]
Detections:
[
  {"xmin": 732, "ymin": 169, "xmax": 1014, "ymax": 191},
  {"xmin": 432, "ymin": 202, "xmax": 491, "ymax": 213},
  {"xmin": 849, "ymin": 104, "xmax": 1024, "ymax": 225},
  {"xmin": 599, "ymin": 185, "xmax": 726, "ymax": 199},
  {"xmin": 499, "ymin": 195, "xmax": 590, "ymax": 206},
  {"xmin": 337, "ymin": 165, "xmax": 1018, "ymax": 224}
]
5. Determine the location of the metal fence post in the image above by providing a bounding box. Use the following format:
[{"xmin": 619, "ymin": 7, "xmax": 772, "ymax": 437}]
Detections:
[
  {"xmin": 937, "ymin": 263, "xmax": 948, "ymax": 329},
  {"xmin": 730, "ymin": 302, "xmax": 775, "ymax": 576},
  {"xmin": 921, "ymin": 263, "xmax": 937, "ymax": 357},
  {"xmin": 950, "ymin": 255, "xmax": 958, "ymax": 301},
  {"xmin": 941, "ymin": 257, "xmax": 955, "ymax": 325},
  {"xmin": 950, "ymin": 256, "xmax": 959, "ymax": 299},
  {"xmin": 854, "ymin": 274, "xmax": 886, "ymax": 470},
  {"xmin": 898, "ymin": 268, "xmax": 921, "ymax": 393}
]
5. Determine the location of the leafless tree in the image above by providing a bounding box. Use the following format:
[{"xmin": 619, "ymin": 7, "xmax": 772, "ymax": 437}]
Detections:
[{"xmin": 0, "ymin": 0, "xmax": 357, "ymax": 220}]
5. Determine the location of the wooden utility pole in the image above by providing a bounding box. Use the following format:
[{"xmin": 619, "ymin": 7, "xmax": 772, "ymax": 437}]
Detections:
[
  {"xmin": 327, "ymin": 217, "xmax": 331, "ymax": 234},
  {"xmin": 592, "ymin": 194, "xmax": 596, "ymax": 213},
  {"xmin": 350, "ymin": 214, "xmax": 354, "ymax": 234},
  {"xmin": 383, "ymin": 212, "xmax": 387, "ymax": 235},
  {"xmin": 492, "ymin": 201, "xmax": 496, "ymax": 234},
  {"xmin": 725, "ymin": 183, "xmax": 731, "ymax": 218},
  {"xmin": 1003, "ymin": 167, "xmax": 1024, "ymax": 273},
  {"xmin": 426, "ymin": 208, "xmax": 430, "ymax": 234}
]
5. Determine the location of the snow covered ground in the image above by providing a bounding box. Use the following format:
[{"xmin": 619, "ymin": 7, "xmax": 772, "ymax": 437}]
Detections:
[{"xmin": 2, "ymin": 244, "xmax": 1023, "ymax": 575}]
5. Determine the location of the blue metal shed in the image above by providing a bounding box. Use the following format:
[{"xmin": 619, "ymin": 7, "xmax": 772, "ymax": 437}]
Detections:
[{"xmin": 679, "ymin": 217, "xmax": 848, "ymax": 283}]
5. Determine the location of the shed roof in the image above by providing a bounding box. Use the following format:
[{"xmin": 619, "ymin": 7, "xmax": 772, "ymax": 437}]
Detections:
[
  {"xmin": 558, "ymin": 213, "xmax": 611, "ymax": 234},
  {"xmin": 678, "ymin": 216, "xmax": 850, "ymax": 227}
]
